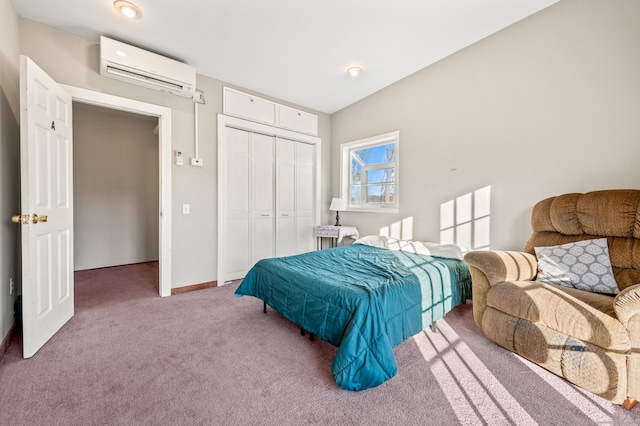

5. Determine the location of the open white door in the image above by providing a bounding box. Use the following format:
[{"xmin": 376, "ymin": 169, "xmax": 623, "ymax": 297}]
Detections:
[{"xmin": 17, "ymin": 56, "xmax": 74, "ymax": 358}]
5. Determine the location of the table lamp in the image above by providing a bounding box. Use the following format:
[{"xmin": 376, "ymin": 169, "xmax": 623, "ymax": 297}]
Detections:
[{"xmin": 329, "ymin": 198, "xmax": 346, "ymax": 226}]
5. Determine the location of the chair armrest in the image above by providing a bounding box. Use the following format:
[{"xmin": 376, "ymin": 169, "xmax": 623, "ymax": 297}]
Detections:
[
  {"xmin": 463, "ymin": 250, "xmax": 538, "ymax": 286},
  {"xmin": 614, "ymin": 283, "xmax": 640, "ymax": 328},
  {"xmin": 463, "ymin": 250, "xmax": 538, "ymax": 327}
]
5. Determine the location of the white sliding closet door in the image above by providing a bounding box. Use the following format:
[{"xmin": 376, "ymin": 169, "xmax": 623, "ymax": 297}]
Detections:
[
  {"xmin": 251, "ymin": 133, "xmax": 275, "ymax": 264},
  {"xmin": 276, "ymin": 138, "xmax": 315, "ymax": 256},
  {"xmin": 275, "ymin": 139, "xmax": 297, "ymax": 257},
  {"xmin": 295, "ymin": 142, "xmax": 315, "ymax": 254},
  {"xmin": 218, "ymin": 114, "xmax": 320, "ymax": 284},
  {"xmin": 220, "ymin": 129, "xmax": 275, "ymax": 281},
  {"xmin": 221, "ymin": 128, "xmax": 251, "ymax": 280}
]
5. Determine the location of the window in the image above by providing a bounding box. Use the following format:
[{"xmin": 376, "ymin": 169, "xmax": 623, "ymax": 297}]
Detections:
[{"xmin": 340, "ymin": 131, "xmax": 399, "ymax": 213}]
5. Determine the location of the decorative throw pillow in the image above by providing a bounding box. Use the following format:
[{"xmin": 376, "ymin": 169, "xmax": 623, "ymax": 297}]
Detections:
[{"xmin": 534, "ymin": 238, "xmax": 619, "ymax": 295}]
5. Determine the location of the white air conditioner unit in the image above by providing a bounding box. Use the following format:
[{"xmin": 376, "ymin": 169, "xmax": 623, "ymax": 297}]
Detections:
[{"xmin": 100, "ymin": 36, "xmax": 196, "ymax": 99}]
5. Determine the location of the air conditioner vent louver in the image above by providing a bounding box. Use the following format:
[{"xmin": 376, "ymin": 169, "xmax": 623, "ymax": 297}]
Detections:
[
  {"xmin": 105, "ymin": 65, "xmax": 186, "ymax": 92},
  {"xmin": 100, "ymin": 36, "xmax": 196, "ymax": 99}
]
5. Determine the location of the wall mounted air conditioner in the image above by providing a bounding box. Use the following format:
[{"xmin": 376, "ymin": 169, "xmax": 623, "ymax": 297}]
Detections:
[{"xmin": 100, "ymin": 36, "xmax": 196, "ymax": 99}]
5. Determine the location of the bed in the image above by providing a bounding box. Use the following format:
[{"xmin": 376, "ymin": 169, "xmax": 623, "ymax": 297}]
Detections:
[{"xmin": 234, "ymin": 237, "xmax": 472, "ymax": 391}]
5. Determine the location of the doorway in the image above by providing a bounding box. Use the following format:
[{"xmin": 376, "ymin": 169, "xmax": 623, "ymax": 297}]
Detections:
[
  {"xmin": 62, "ymin": 85, "xmax": 172, "ymax": 297},
  {"xmin": 73, "ymin": 103, "xmax": 159, "ymax": 279}
]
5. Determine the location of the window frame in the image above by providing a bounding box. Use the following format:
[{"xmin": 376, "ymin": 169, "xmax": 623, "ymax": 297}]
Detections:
[{"xmin": 340, "ymin": 131, "xmax": 399, "ymax": 213}]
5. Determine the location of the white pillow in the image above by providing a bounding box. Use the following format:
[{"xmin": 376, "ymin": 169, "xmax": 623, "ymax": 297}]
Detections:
[
  {"xmin": 534, "ymin": 238, "xmax": 619, "ymax": 295},
  {"xmin": 354, "ymin": 235, "xmax": 468, "ymax": 260},
  {"xmin": 353, "ymin": 235, "xmax": 388, "ymax": 248},
  {"xmin": 396, "ymin": 240, "xmax": 468, "ymax": 260}
]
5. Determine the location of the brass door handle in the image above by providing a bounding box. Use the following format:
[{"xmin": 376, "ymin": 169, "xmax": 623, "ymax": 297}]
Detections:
[
  {"xmin": 32, "ymin": 214, "xmax": 48, "ymax": 224},
  {"xmin": 11, "ymin": 214, "xmax": 48, "ymax": 224},
  {"xmin": 12, "ymin": 215, "xmax": 29, "ymax": 224}
]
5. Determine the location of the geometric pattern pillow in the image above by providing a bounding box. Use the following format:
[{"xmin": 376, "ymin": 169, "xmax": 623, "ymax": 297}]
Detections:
[{"xmin": 534, "ymin": 238, "xmax": 619, "ymax": 295}]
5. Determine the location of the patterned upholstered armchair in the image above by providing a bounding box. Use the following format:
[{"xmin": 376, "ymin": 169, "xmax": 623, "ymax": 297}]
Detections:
[{"xmin": 464, "ymin": 190, "xmax": 640, "ymax": 409}]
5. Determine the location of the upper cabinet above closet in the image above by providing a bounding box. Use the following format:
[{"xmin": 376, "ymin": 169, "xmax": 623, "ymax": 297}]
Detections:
[
  {"xmin": 223, "ymin": 87, "xmax": 318, "ymax": 136},
  {"xmin": 278, "ymin": 105, "xmax": 318, "ymax": 136},
  {"xmin": 224, "ymin": 88, "xmax": 275, "ymax": 125}
]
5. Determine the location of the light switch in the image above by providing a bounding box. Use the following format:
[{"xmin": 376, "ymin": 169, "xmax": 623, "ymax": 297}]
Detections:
[{"xmin": 182, "ymin": 204, "xmax": 190, "ymax": 214}]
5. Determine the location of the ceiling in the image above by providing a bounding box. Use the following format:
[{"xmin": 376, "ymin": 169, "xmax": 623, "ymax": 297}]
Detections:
[{"xmin": 12, "ymin": 0, "xmax": 560, "ymax": 114}]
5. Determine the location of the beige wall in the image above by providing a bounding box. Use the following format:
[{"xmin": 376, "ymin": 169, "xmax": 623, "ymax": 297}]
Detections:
[
  {"xmin": 0, "ymin": 0, "xmax": 20, "ymax": 345},
  {"xmin": 331, "ymin": 0, "xmax": 640, "ymax": 251},
  {"xmin": 73, "ymin": 103, "xmax": 159, "ymax": 270},
  {"xmin": 18, "ymin": 18, "xmax": 332, "ymax": 288}
]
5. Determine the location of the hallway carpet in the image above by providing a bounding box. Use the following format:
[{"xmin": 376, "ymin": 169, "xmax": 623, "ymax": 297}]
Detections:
[{"xmin": 0, "ymin": 262, "xmax": 638, "ymax": 425}]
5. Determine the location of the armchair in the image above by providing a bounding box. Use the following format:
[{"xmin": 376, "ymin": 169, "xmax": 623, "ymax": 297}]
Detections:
[{"xmin": 464, "ymin": 190, "xmax": 640, "ymax": 409}]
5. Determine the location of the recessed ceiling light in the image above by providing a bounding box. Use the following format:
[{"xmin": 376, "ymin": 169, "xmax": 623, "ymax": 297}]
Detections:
[
  {"xmin": 114, "ymin": 1, "xmax": 142, "ymax": 19},
  {"xmin": 346, "ymin": 66, "xmax": 362, "ymax": 77}
]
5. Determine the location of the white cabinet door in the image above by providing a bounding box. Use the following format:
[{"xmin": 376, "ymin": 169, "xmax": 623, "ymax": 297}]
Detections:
[
  {"xmin": 224, "ymin": 89, "xmax": 276, "ymax": 126},
  {"xmin": 223, "ymin": 87, "xmax": 318, "ymax": 136},
  {"xmin": 251, "ymin": 133, "xmax": 275, "ymax": 264},
  {"xmin": 279, "ymin": 105, "xmax": 318, "ymax": 136}
]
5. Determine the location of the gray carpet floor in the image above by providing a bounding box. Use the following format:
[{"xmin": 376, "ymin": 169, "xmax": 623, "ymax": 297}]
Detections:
[{"xmin": 0, "ymin": 262, "xmax": 638, "ymax": 425}]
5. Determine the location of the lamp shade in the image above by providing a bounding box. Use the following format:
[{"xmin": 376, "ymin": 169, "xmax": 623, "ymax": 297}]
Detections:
[{"xmin": 329, "ymin": 198, "xmax": 346, "ymax": 211}]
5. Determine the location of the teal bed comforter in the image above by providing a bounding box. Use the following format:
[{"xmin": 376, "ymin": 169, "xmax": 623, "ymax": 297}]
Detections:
[{"xmin": 235, "ymin": 244, "xmax": 472, "ymax": 391}]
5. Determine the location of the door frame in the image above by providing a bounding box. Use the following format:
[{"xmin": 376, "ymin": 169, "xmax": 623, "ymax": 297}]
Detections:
[{"xmin": 61, "ymin": 85, "xmax": 172, "ymax": 297}]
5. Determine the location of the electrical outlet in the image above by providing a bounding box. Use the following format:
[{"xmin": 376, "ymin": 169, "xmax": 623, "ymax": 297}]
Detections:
[
  {"xmin": 182, "ymin": 204, "xmax": 190, "ymax": 215},
  {"xmin": 9, "ymin": 278, "xmax": 14, "ymax": 295},
  {"xmin": 191, "ymin": 158, "xmax": 203, "ymax": 167}
]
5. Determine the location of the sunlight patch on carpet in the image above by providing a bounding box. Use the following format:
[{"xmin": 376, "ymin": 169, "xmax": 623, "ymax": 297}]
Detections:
[{"xmin": 413, "ymin": 320, "xmax": 537, "ymax": 425}]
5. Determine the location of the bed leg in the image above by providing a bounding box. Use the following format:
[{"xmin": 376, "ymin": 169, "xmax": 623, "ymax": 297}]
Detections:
[
  {"xmin": 622, "ymin": 398, "xmax": 637, "ymax": 410},
  {"xmin": 430, "ymin": 323, "xmax": 437, "ymax": 333},
  {"xmin": 300, "ymin": 328, "xmax": 315, "ymax": 341},
  {"xmin": 263, "ymin": 301, "xmax": 267, "ymax": 314}
]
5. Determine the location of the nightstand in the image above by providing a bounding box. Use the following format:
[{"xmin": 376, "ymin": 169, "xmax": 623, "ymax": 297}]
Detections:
[{"xmin": 315, "ymin": 225, "xmax": 359, "ymax": 250}]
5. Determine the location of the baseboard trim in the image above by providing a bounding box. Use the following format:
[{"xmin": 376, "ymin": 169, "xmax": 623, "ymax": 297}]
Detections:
[
  {"xmin": 171, "ymin": 280, "xmax": 217, "ymax": 295},
  {"xmin": 75, "ymin": 260, "xmax": 159, "ymax": 272},
  {"xmin": 0, "ymin": 322, "xmax": 16, "ymax": 362}
]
